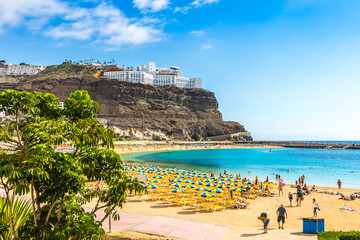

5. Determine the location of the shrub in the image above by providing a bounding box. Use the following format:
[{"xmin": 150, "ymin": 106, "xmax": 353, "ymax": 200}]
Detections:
[{"xmin": 318, "ymin": 231, "xmax": 360, "ymax": 240}]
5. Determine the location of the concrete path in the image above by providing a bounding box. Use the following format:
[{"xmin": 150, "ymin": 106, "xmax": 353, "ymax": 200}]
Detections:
[{"xmin": 90, "ymin": 208, "xmax": 228, "ymax": 240}]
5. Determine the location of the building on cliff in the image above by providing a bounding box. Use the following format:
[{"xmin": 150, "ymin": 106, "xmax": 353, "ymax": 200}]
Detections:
[
  {"xmin": 0, "ymin": 64, "xmax": 46, "ymax": 75},
  {"xmin": 103, "ymin": 62, "xmax": 202, "ymax": 88}
]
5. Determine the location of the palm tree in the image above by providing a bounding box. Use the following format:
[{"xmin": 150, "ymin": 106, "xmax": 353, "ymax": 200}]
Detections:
[{"xmin": 0, "ymin": 196, "xmax": 33, "ymax": 240}]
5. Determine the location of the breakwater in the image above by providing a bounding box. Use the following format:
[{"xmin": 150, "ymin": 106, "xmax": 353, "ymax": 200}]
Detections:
[{"xmin": 236, "ymin": 141, "xmax": 360, "ymax": 149}]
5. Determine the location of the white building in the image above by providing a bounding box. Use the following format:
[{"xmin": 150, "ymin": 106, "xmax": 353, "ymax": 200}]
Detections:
[
  {"xmin": 0, "ymin": 64, "xmax": 46, "ymax": 75},
  {"xmin": 103, "ymin": 62, "xmax": 202, "ymax": 89},
  {"xmin": 103, "ymin": 68, "xmax": 154, "ymax": 85}
]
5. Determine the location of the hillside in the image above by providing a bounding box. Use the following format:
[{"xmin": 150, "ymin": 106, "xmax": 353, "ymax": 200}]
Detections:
[{"xmin": 4, "ymin": 64, "xmax": 252, "ymax": 140}]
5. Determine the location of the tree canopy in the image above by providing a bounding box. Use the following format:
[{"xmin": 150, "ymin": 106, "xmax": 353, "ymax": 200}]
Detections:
[{"xmin": 0, "ymin": 90, "xmax": 145, "ymax": 240}]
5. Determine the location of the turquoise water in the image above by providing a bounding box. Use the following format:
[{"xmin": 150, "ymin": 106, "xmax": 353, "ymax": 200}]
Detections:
[{"xmin": 122, "ymin": 148, "xmax": 360, "ymax": 189}]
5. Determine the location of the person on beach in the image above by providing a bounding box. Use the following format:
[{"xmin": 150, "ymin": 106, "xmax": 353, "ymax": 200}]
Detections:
[
  {"xmin": 265, "ymin": 185, "xmax": 271, "ymax": 196},
  {"xmin": 313, "ymin": 199, "xmax": 320, "ymax": 217},
  {"xmin": 337, "ymin": 179, "xmax": 342, "ymax": 189},
  {"xmin": 258, "ymin": 213, "xmax": 270, "ymax": 234},
  {"xmin": 288, "ymin": 192, "xmax": 293, "ymax": 207},
  {"xmin": 278, "ymin": 182, "xmax": 283, "ymax": 196},
  {"xmin": 296, "ymin": 190, "xmax": 303, "ymax": 207},
  {"xmin": 276, "ymin": 204, "xmax": 287, "ymax": 229},
  {"xmin": 311, "ymin": 185, "xmax": 316, "ymax": 192},
  {"xmin": 96, "ymin": 181, "xmax": 103, "ymax": 192},
  {"xmin": 224, "ymin": 170, "xmax": 226, "ymax": 175}
]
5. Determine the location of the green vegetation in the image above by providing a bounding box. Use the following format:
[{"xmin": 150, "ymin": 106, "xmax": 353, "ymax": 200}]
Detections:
[
  {"xmin": 0, "ymin": 90, "xmax": 145, "ymax": 240},
  {"xmin": 0, "ymin": 196, "xmax": 33, "ymax": 240},
  {"xmin": 191, "ymin": 133, "xmax": 201, "ymax": 141},
  {"xmin": 166, "ymin": 130, "xmax": 174, "ymax": 140},
  {"xmin": 318, "ymin": 231, "xmax": 360, "ymax": 240},
  {"xmin": 31, "ymin": 63, "xmax": 97, "ymax": 81}
]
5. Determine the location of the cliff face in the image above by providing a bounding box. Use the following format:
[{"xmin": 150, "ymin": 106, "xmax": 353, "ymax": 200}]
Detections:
[{"xmin": 11, "ymin": 64, "xmax": 251, "ymax": 140}]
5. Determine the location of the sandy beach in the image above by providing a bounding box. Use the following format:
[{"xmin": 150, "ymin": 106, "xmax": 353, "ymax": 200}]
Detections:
[
  {"xmin": 105, "ymin": 185, "xmax": 359, "ymax": 240},
  {"xmin": 85, "ymin": 144, "xmax": 360, "ymax": 240},
  {"xmin": 113, "ymin": 141, "xmax": 280, "ymax": 156}
]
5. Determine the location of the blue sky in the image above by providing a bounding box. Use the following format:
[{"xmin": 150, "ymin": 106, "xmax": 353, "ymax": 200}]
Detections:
[{"xmin": 1, "ymin": 0, "xmax": 360, "ymax": 140}]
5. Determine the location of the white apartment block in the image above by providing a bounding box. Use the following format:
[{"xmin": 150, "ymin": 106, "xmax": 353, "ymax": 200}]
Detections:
[
  {"xmin": 0, "ymin": 64, "xmax": 46, "ymax": 75},
  {"xmin": 103, "ymin": 70, "xmax": 154, "ymax": 85},
  {"xmin": 103, "ymin": 62, "xmax": 202, "ymax": 89}
]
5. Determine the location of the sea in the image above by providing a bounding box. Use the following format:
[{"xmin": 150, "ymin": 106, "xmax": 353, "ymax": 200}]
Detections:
[{"xmin": 122, "ymin": 147, "xmax": 360, "ymax": 189}]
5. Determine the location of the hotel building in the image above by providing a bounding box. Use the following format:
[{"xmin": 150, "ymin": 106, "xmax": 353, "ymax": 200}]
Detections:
[
  {"xmin": 0, "ymin": 64, "xmax": 46, "ymax": 75},
  {"xmin": 103, "ymin": 62, "xmax": 202, "ymax": 89}
]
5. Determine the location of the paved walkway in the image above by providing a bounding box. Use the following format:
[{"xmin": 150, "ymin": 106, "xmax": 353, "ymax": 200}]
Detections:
[
  {"xmin": 90, "ymin": 208, "xmax": 227, "ymax": 240},
  {"xmin": 1, "ymin": 190, "xmax": 226, "ymax": 240}
]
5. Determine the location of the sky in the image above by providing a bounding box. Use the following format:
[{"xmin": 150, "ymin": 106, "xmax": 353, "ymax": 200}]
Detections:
[{"xmin": 1, "ymin": 0, "xmax": 360, "ymax": 140}]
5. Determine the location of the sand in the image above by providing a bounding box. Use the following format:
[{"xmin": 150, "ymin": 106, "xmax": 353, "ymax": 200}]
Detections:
[
  {"xmin": 113, "ymin": 141, "xmax": 280, "ymax": 156},
  {"xmin": 109, "ymin": 185, "xmax": 359, "ymax": 240}
]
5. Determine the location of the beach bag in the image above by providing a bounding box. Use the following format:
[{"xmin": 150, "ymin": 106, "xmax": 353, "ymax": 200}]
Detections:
[
  {"xmin": 260, "ymin": 213, "xmax": 267, "ymax": 218},
  {"xmin": 301, "ymin": 195, "xmax": 304, "ymax": 200}
]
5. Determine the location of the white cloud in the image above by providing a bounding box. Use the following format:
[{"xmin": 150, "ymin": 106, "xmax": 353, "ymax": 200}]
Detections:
[
  {"xmin": 191, "ymin": 0, "xmax": 219, "ymax": 7},
  {"xmin": 174, "ymin": 0, "xmax": 219, "ymax": 14},
  {"xmin": 190, "ymin": 30, "xmax": 205, "ymax": 36},
  {"xmin": 201, "ymin": 44, "xmax": 212, "ymax": 50},
  {"xmin": 0, "ymin": 0, "xmax": 67, "ymax": 31},
  {"xmin": 174, "ymin": 6, "xmax": 191, "ymax": 13},
  {"xmin": 133, "ymin": 0, "xmax": 170, "ymax": 12},
  {"xmin": 0, "ymin": 0, "xmax": 163, "ymax": 47}
]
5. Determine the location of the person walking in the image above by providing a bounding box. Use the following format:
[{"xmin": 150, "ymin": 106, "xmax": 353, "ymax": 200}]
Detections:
[
  {"xmin": 337, "ymin": 179, "xmax": 342, "ymax": 189},
  {"xmin": 278, "ymin": 182, "xmax": 284, "ymax": 196},
  {"xmin": 296, "ymin": 190, "xmax": 303, "ymax": 207},
  {"xmin": 288, "ymin": 192, "xmax": 293, "ymax": 207},
  {"xmin": 276, "ymin": 204, "xmax": 287, "ymax": 229},
  {"xmin": 258, "ymin": 213, "xmax": 270, "ymax": 234},
  {"xmin": 313, "ymin": 199, "xmax": 320, "ymax": 217}
]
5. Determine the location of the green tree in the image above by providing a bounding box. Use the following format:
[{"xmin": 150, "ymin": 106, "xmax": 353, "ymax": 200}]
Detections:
[
  {"xmin": 0, "ymin": 90, "xmax": 145, "ymax": 240},
  {"xmin": 191, "ymin": 133, "xmax": 201, "ymax": 141},
  {"xmin": 166, "ymin": 130, "xmax": 175, "ymax": 140}
]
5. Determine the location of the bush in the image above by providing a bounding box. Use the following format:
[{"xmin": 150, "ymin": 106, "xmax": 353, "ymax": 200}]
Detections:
[
  {"xmin": 191, "ymin": 133, "xmax": 201, "ymax": 141},
  {"xmin": 318, "ymin": 231, "xmax": 360, "ymax": 240}
]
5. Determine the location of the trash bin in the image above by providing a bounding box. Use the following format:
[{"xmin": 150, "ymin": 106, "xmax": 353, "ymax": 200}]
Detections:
[
  {"xmin": 309, "ymin": 218, "xmax": 325, "ymax": 233},
  {"xmin": 310, "ymin": 219, "xmax": 317, "ymax": 233},
  {"xmin": 303, "ymin": 218, "xmax": 310, "ymax": 233},
  {"xmin": 317, "ymin": 219, "xmax": 325, "ymax": 233}
]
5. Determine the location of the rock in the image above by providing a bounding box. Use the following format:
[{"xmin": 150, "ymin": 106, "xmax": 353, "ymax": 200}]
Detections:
[{"xmin": 7, "ymin": 64, "xmax": 252, "ymax": 140}]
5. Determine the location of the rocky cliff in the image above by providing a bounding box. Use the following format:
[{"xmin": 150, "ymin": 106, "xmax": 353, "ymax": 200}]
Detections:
[{"xmin": 3, "ymin": 64, "xmax": 252, "ymax": 140}]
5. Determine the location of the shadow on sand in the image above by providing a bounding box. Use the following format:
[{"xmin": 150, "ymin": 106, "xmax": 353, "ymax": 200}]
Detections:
[
  {"xmin": 126, "ymin": 199, "xmax": 142, "ymax": 203},
  {"xmin": 290, "ymin": 232, "xmax": 317, "ymax": 237},
  {"xmin": 240, "ymin": 228, "xmax": 277, "ymax": 237}
]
